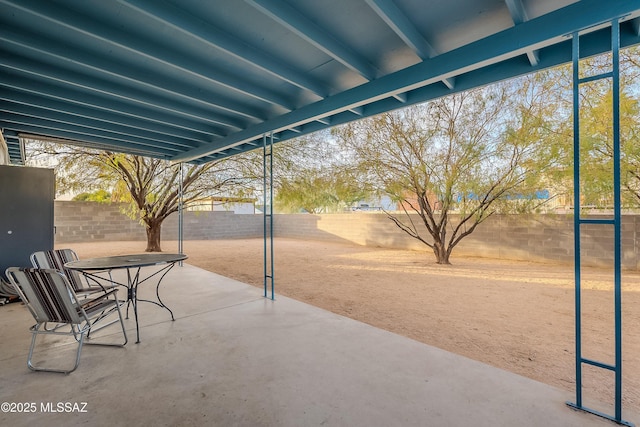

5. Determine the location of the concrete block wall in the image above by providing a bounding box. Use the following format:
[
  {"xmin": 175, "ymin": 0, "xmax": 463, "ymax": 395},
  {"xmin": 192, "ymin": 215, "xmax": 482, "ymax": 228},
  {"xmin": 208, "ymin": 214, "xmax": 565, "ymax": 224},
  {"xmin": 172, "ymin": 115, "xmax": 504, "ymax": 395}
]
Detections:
[
  {"xmin": 54, "ymin": 201, "xmax": 262, "ymax": 243},
  {"xmin": 273, "ymin": 212, "xmax": 640, "ymax": 269},
  {"xmin": 454, "ymin": 214, "xmax": 576, "ymax": 264},
  {"xmin": 54, "ymin": 202, "xmax": 640, "ymax": 268},
  {"xmin": 161, "ymin": 210, "xmax": 263, "ymax": 240},
  {"xmin": 55, "ymin": 201, "xmax": 146, "ymax": 243}
]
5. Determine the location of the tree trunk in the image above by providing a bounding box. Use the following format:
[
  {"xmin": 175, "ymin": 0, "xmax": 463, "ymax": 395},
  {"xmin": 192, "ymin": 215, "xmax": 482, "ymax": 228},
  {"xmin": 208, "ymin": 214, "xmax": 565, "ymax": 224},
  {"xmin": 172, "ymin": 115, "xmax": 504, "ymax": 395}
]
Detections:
[
  {"xmin": 433, "ymin": 241, "xmax": 451, "ymax": 265},
  {"xmin": 145, "ymin": 222, "xmax": 162, "ymax": 252}
]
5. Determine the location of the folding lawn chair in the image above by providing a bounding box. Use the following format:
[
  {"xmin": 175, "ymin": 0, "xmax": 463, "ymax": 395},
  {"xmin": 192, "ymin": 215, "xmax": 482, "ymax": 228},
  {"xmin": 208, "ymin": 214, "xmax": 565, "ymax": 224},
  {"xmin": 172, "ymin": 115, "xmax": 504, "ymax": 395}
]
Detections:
[{"xmin": 6, "ymin": 267, "xmax": 128, "ymax": 373}]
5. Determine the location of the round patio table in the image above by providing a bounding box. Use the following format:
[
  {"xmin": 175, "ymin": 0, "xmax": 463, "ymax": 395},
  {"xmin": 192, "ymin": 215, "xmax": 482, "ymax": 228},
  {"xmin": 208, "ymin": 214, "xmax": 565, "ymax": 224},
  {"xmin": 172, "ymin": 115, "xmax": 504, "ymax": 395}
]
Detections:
[{"xmin": 65, "ymin": 253, "xmax": 188, "ymax": 343}]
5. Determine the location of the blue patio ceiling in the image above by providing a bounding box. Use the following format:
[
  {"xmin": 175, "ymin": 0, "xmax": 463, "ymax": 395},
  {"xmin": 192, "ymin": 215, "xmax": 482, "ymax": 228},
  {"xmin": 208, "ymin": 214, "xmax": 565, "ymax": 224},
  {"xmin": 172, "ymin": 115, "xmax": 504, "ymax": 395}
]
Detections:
[{"xmin": 1, "ymin": 0, "xmax": 640, "ymax": 165}]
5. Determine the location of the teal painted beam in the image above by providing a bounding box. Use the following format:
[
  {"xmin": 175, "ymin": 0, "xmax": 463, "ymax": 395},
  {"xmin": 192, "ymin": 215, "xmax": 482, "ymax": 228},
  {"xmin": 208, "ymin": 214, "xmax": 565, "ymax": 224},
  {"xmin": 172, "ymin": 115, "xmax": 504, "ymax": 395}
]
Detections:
[
  {"xmin": 172, "ymin": 0, "xmax": 640, "ymax": 163},
  {"xmin": 1, "ymin": 102, "xmax": 201, "ymax": 150},
  {"xmin": 246, "ymin": 0, "xmax": 380, "ymax": 80},
  {"xmin": 1, "ymin": 0, "xmax": 296, "ymax": 111},
  {"xmin": 121, "ymin": 0, "xmax": 329, "ymax": 98},
  {"xmin": 1, "ymin": 67, "xmax": 242, "ymax": 133}
]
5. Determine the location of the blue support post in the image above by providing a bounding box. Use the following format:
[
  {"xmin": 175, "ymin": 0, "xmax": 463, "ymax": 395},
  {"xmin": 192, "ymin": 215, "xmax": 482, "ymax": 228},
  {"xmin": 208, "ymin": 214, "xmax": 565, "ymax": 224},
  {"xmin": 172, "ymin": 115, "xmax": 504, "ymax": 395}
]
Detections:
[
  {"xmin": 263, "ymin": 133, "xmax": 275, "ymax": 300},
  {"xmin": 566, "ymin": 19, "xmax": 632, "ymax": 427},
  {"xmin": 612, "ymin": 20, "xmax": 624, "ymax": 423},
  {"xmin": 178, "ymin": 162, "xmax": 184, "ymax": 266},
  {"xmin": 571, "ymin": 30, "xmax": 583, "ymax": 410}
]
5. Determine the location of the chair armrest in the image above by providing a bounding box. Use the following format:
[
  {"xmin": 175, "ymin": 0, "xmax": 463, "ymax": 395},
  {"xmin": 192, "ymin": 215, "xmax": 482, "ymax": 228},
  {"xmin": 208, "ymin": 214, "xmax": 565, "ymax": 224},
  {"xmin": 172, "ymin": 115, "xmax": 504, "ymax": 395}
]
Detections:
[{"xmin": 79, "ymin": 288, "xmax": 119, "ymax": 312}]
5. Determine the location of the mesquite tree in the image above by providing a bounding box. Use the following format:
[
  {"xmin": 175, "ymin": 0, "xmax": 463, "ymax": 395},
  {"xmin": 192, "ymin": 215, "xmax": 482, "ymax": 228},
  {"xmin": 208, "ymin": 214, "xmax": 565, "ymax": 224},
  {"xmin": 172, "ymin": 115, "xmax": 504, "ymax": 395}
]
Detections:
[
  {"xmin": 102, "ymin": 153, "xmax": 244, "ymax": 252},
  {"xmin": 272, "ymin": 132, "xmax": 371, "ymax": 213},
  {"xmin": 27, "ymin": 144, "xmax": 254, "ymax": 252},
  {"xmin": 335, "ymin": 79, "xmax": 562, "ymax": 264}
]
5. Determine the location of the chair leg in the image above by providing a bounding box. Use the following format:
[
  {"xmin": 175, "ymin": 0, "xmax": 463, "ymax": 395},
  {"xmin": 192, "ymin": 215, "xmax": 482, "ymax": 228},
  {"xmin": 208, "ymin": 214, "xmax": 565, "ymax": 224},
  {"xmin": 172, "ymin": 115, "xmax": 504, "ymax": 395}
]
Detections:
[
  {"xmin": 26, "ymin": 324, "xmax": 84, "ymax": 374},
  {"xmin": 85, "ymin": 306, "xmax": 120, "ymax": 337},
  {"xmin": 85, "ymin": 300, "xmax": 128, "ymax": 347},
  {"xmin": 24, "ymin": 301, "xmax": 127, "ymax": 374}
]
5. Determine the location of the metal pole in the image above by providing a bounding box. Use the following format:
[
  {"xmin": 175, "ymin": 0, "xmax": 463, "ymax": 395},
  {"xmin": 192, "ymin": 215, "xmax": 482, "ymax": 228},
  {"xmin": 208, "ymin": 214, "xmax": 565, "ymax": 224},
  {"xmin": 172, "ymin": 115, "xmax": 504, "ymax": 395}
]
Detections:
[
  {"xmin": 178, "ymin": 162, "xmax": 184, "ymax": 266},
  {"xmin": 269, "ymin": 132, "xmax": 274, "ymax": 300},
  {"xmin": 571, "ymin": 30, "xmax": 583, "ymax": 409},
  {"xmin": 566, "ymin": 20, "xmax": 632, "ymax": 427},
  {"xmin": 263, "ymin": 133, "xmax": 275, "ymax": 300},
  {"xmin": 263, "ymin": 134, "xmax": 267, "ymax": 298},
  {"xmin": 611, "ymin": 19, "xmax": 623, "ymax": 422}
]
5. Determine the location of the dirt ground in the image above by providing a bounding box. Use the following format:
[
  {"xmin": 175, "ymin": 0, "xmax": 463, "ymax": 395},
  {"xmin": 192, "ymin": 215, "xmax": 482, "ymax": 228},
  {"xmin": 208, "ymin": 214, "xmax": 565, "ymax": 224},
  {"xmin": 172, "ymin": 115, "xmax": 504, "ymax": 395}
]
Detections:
[{"xmin": 68, "ymin": 238, "xmax": 640, "ymax": 413}]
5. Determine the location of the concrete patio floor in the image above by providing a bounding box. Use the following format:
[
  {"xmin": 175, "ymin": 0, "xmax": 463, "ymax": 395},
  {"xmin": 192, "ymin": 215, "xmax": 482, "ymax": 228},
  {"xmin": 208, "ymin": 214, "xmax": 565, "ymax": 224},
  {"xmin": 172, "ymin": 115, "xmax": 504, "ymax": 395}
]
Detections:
[{"xmin": 0, "ymin": 263, "xmax": 636, "ymax": 427}]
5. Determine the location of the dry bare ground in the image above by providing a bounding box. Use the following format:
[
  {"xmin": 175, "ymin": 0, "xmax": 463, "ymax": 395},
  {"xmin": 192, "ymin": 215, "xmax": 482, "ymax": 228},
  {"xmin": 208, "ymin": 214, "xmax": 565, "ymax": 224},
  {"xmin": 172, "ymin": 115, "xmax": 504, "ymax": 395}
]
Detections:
[{"xmin": 68, "ymin": 238, "xmax": 640, "ymax": 413}]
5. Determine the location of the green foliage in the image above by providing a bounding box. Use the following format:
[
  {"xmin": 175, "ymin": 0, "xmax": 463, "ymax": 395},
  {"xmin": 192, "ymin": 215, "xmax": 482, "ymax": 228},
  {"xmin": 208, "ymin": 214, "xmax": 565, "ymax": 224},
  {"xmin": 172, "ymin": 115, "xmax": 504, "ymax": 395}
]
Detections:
[
  {"xmin": 579, "ymin": 86, "xmax": 640, "ymax": 208},
  {"xmin": 334, "ymin": 77, "xmax": 560, "ymax": 263},
  {"xmin": 275, "ymin": 169, "xmax": 368, "ymax": 213},
  {"xmin": 272, "ymin": 132, "xmax": 373, "ymax": 213},
  {"xmin": 25, "ymin": 144, "xmax": 258, "ymax": 251},
  {"xmin": 72, "ymin": 189, "xmax": 112, "ymax": 203},
  {"xmin": 276, "ymin": 175, "xmax": 336, "ymax": 213},
  {"xmin": 22, "ymin": 46, "xmax": 640, "ymax": 256},
  {"xmin": 544, "ymin": 47, "xmax": 640, "ymax": 211}
]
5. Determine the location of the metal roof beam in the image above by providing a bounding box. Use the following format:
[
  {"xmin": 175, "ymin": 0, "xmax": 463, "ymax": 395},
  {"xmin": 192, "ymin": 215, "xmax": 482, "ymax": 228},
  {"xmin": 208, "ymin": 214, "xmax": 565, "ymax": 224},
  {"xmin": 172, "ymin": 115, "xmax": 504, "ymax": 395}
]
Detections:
[
  {"xmin": 172, "ymin": 0, "xmax": 639, "ymax": 163},
  {"xmin": 0, "ymin": 75, "xmax": 229, "ymax": 139},
  {"xmin": 2, "ymin": 90, "xmax": 212, "ymax": 143},
  {"xmin": 1, "ymin": 0, "xmax": 293, "ymax": 111},
  {"xmin": 2, "ymin": 131, "xmax": 19, "ymax": 142},
  {"xmin": 16, "ymin": 131, "xmax": 169, "ymax": 159},
  {"xmin": 365, "ymin": 0, "xmax": 435, "ymax": 59},
  {"xmin": 212, "ymin": 20, "xmax": 640, "ymax": 162},
  {"xmin": 1, "ymin": 102, "xmax": 201, "ymax": 150},
  {"xmin": 366, "ymin": 0, "xmax": 455, "ymax": 89},
  {"xmin": 632, "ymin": 17, "xmax": 640, "ymax": 35},
  {"xmin": 0, "ymin": 113, "xmax": 182, "ymax": 154},
  {"xmin": 0, "ymin": 30, "xmax": 262, "ymax": 125},
  {"xmin": 120, "ymin": 0, "xmax": 329, "ymax": 98},
  {"xmin": 442, "ymin": 77, "xmax": 455, "ymax": 89},
  {"xmin": 0, "ymin": 120, "xmax": 178, "ymax": 158},
  {"xmin": 1, "ymin": 130, "xmax": 24, "ymax": 164},
  {"xmin": 505, "ymin": 0, "xmax": 540, "ymax": 66},
  {"xmin": 246, "ymin": 0, "xmax": 380, "ymax": 80},
  {"xmin": 1, "ymin": 61, "xmax": 243, "ymax": 133}
]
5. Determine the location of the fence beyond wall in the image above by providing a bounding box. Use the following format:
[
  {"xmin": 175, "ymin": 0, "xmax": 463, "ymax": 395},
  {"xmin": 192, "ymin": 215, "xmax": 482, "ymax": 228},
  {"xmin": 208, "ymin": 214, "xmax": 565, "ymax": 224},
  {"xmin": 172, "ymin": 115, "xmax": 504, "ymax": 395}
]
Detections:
[{"xmin": 54, "ymin": 201, "xmax": 640, "ymax": 269}]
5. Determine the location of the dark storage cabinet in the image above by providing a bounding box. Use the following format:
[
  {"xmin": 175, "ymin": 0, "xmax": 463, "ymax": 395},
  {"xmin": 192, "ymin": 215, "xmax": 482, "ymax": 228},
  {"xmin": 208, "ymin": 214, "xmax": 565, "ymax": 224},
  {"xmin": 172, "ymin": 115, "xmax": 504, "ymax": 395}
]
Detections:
[{"xmin": 0, "ymin": 165, "xmax": 54, "ymax": 280}]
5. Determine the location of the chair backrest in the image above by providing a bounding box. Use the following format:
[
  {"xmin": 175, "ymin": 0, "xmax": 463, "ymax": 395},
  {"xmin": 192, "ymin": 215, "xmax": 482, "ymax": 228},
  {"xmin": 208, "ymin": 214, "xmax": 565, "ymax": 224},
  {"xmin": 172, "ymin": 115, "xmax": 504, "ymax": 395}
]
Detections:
[
  {"xmin": 30, "ymin": 249, "xmax": 87, "ymax": 293},
  {"xmin": 6, "ymin": 267, "xmax": 83, "ymax": 325}
]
